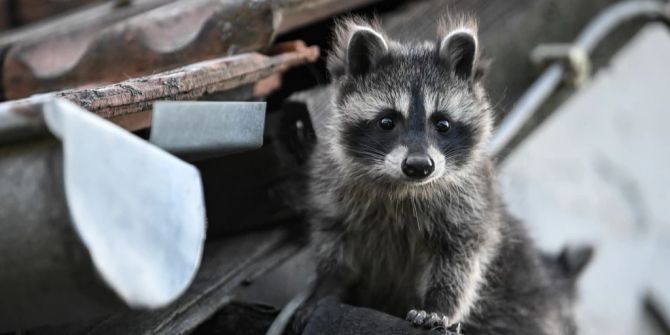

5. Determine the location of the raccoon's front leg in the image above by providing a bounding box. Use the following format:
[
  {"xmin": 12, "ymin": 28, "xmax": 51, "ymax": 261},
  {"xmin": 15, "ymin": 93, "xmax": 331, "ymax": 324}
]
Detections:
[{"xmin": 410, "ymin": 251, "xmax": 485, "ymax": 333}]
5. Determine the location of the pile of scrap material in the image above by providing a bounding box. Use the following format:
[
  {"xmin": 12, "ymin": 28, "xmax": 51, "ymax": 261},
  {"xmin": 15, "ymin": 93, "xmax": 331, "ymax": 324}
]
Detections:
[{"xmin": 0, "ymin": 0, "xmax": 374, "ymax": 334}]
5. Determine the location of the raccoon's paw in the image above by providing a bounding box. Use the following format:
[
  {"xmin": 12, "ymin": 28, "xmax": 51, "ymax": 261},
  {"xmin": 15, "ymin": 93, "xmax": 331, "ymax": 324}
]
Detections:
[{"xmin": 405, "ymin": 309, "xmax": 462, "ymax": 334}]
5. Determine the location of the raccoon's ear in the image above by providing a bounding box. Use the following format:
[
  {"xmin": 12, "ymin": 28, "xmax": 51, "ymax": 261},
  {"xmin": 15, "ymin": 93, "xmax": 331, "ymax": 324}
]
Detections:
[
  {"xmin": 558, "ymin": 244, "xmax": 594, "ymax": 281},
  {"xmin": 346, "ymin": 26, "xmax": 388, "ymax": 77},
  {"xmin": 438, "ymin": 29, "xmax": 478, "ymax": 81}
]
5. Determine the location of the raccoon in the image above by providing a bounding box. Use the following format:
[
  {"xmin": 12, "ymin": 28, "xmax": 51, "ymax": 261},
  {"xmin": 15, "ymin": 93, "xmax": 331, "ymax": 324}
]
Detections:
[{"xmin": 303, "ymin": 16, "xmax": 588, "ymax": 335}]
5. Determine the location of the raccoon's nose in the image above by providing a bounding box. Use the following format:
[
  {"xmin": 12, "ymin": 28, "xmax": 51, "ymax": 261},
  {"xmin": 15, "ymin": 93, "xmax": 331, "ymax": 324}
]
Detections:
[{"xmin": 402, "ymin": 154, "xmax": 435, "ymax": 179}]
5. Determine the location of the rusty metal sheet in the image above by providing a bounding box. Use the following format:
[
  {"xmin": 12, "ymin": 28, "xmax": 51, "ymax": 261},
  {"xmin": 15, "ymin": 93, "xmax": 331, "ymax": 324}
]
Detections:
[
  {"xmin": 0, "ymin": 0, "xmax": 374, "ymax": 99},
  {"xmin": 2, "ymin": 0, "xmax": 275, "ymax": 99}
]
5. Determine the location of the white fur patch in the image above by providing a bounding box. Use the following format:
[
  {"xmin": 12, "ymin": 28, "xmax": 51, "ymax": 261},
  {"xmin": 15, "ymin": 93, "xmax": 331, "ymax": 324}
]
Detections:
[
  {"xmin": 339, "ymin": 90, "xmax": 411, "ymax": 122},
  {"xmin": 427, "ymin": 145, "xmax": 446, "ymax": 179},
  {"xmin": 383, "ymin": 145, "xmax": 408, "ymax": 179},
  {"xmin": 451, "ymin": 258, "xmax": 483, "ymax": 323},
  {"xmin": 395, "ymin": 91, "xmax": 411, "ymax": 119},
  {"xmin": 424, "ymin": 91, "xmax": 440, "ymax": 118},
  {"xmin": 423, "ymin": 88, "xmax": 483, "ymax": 126}
]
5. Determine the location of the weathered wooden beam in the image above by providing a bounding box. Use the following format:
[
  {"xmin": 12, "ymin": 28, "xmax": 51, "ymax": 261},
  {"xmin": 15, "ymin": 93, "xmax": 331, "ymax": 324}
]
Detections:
[{"xmin": 53, "ymin": 41, "xmax": 318, "ymax": 129}]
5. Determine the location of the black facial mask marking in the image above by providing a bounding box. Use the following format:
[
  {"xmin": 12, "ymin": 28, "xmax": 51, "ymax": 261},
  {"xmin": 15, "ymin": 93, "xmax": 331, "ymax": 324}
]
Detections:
[{"xmin": 338, "ymin": 49, "xmax": 480, "ymax": 174}]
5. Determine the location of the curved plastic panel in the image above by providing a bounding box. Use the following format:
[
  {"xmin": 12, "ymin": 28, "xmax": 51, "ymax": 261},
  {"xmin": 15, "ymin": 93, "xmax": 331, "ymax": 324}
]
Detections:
[{"xmin": 44, "ymin": 99, "xmax": 206, "ymax": 308}]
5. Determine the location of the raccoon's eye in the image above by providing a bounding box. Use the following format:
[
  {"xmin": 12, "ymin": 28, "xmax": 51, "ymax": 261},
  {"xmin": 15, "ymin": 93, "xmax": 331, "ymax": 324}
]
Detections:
[
  {"xmin": 435, "ymin": 119, "xmax": 451, "ymax": 133},
  {"xmin": 378, "ymin": 117, "xmax": 395, "ymax": 130}
]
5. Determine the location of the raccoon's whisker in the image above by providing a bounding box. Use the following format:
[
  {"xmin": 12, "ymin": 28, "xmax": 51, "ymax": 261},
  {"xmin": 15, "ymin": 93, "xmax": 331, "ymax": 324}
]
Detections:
[
  {"xmin": 443, "ymin": 148, "xmax": 473, "ymax": 160},
  {"xmin": 486, "ymin": 87, "xmax": 508, "ymax": 115},
  {"xmin": 410, "ymin": 195, "xmax": 420, "ymax": 232},
  {"xmin": 340, "ymin": 144, "xmax": 387, "ymax": 159},
  {"xmin": 347, "ymin": 144, "xmax": 387, "ymax": 157}
]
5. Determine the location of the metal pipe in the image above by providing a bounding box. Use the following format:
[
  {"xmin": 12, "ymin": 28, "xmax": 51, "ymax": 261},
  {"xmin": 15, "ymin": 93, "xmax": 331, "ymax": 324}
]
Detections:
[
  {"xmin": 576, "ymin": 1, "xmax": 670, "ymax": 52},
  {"xmin": 488, "ymin": 64, "xmax": 565, "ymax": 158},
  {"xmin": 489, "ymin": 1, "xmax": 670, "ymax": 159}
]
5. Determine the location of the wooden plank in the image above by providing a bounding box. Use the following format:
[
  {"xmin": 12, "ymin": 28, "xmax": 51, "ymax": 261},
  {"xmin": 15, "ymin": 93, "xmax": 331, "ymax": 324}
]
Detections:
[
  {"xmin": 55, "ymin": 42, "xmax": 319, "ymax": 124},
  {"xmin": 31, "ymin": 228, "xmax": 302, "ymax": 335}
]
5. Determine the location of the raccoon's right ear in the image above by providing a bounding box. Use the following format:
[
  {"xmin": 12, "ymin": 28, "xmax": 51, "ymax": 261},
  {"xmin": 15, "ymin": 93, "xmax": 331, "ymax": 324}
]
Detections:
[
  {"xmin": 328, "ymin": 19, "xmax": 388, "ymax": 78},
  {"xmin": 345, "ymin": 27, "xmax": 388, "ymax": 77},
  {"xmin": 439, "ymin": 30, "xmax": 478, "ymax": 82}
]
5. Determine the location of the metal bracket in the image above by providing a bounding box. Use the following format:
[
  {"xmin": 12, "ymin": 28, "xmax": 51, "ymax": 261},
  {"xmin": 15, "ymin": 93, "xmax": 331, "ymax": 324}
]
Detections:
[
  {"xmin": 531, "ymin": 43, "xmax": 592, "ymax": 87},
  {"xmin": 149, "ymin": 101, "xmax": 266, "ymax": 161}
]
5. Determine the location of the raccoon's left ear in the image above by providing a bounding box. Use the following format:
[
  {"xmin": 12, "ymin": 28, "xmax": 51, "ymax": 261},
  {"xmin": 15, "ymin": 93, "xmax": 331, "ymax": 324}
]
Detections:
[{"xmin": 438, "ymin": 29, "xmax": 479, "ymax": 82}]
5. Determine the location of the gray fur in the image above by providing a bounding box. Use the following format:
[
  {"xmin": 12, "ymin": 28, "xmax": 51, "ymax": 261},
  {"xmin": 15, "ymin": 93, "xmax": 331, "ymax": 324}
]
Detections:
[{"xmin": 305, "ymin": 16, "xmax": 586, "ymax": 335}]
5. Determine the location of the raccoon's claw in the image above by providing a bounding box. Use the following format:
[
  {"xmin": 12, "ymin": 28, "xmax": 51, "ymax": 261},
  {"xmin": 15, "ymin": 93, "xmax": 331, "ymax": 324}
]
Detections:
[
  {"xmin": 449, "ymin": 322, "xmax": 462, "ymax": 334},
  {"xmin": 405, "ymin": 309, "xmax": 455, "ymax": 333}
]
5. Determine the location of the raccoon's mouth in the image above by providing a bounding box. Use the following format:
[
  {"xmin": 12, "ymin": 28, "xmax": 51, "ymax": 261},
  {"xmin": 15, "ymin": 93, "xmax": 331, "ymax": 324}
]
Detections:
[{"xmin": 400, "ymin": 175, "xmax": 441, "ymax": 186}]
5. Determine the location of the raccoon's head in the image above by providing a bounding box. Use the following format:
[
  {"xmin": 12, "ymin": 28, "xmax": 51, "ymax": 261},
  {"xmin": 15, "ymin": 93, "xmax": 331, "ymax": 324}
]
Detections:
[{"xmin": 326, "ymin": 17, "xmax": 493, "ymax": 189}]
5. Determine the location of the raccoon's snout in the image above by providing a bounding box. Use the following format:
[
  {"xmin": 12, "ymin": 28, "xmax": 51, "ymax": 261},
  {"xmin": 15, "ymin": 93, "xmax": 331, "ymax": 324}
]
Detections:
[{"xmin": 402, "ymin": 154, "xmax": 435, "ymax": 179}]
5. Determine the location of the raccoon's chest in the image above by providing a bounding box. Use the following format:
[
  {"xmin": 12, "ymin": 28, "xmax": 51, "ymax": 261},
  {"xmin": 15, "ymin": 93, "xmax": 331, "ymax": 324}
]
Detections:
[{"xmin": 343, "ymin": 223, "xmax": 432, "ymax": 317}]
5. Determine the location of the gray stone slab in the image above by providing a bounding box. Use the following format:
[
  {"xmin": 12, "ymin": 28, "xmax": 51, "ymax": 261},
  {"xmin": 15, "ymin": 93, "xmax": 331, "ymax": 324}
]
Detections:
[{"xmin": 500, "ymin": 24, "xmax": 670, "ymax": 335}]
